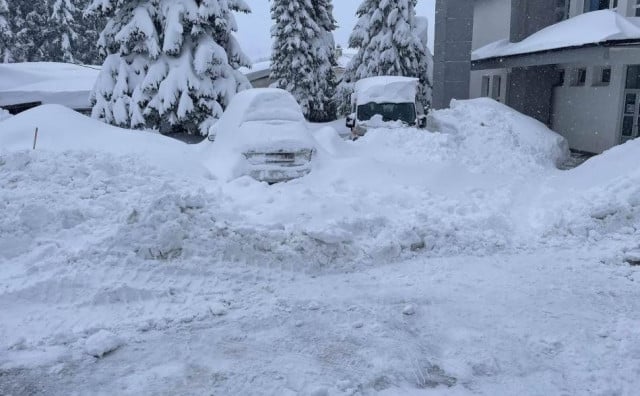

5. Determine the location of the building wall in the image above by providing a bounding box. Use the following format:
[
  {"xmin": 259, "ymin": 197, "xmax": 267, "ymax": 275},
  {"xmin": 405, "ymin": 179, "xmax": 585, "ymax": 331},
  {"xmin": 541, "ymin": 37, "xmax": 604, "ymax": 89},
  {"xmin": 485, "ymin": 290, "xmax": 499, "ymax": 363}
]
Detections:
[
  {"xmin": 472, "ymin": 0, "xmax": 511, "ymax": 50},
  {"xmin": 510, "ymin": 0, "xmax": 558, "ymax": 41},
  {"xmin": 552, "ymin": 64, "xmax": 625, "ymax": 153},
  {"xmin": 469, "ymin": 0, "xmax": 511, "ymax": 105},
  {"xmin": 470, "ymin": 69, "xmax": 508, "ymax": 102},
  {"xmin": 508, "ymin": 66, "xmax": 558, "ymax": 125},
  {"xmin": 432, "ymin": 0, "xmax": 474, "ymax": 109}
]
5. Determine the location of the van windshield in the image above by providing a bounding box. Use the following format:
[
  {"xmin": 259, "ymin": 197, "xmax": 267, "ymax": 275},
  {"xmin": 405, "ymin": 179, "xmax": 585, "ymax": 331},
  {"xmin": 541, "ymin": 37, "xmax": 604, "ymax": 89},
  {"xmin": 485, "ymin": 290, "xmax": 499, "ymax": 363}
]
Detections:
[{"xmin": 357, "ymin": 102, "xmax": 416, "ymax": 125}]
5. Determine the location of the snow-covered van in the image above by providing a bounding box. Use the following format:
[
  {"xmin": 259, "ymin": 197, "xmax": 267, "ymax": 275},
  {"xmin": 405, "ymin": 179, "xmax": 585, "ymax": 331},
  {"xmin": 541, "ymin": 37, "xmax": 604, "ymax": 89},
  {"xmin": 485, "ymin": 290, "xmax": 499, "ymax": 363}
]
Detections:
[{"xmin": 346, "ymin": 76, "xmax": 427, "ymax": 138}]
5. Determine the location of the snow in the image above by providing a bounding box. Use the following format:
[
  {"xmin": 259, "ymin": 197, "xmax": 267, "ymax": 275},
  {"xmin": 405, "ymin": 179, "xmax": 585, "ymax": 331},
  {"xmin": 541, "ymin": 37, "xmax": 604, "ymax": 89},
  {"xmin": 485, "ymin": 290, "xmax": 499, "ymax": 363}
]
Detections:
[
  {"xmin": 0, "ymin": 62, "xmax": 100, "ymax": 108},
  {"xmin": 473, "ymin": 10, "xmax": 640, "ymax": 61},
  {"xmin": 353, "ymin": 76, "xmax": 419, "ymax": 105},
  {"xmin": 0, "ymin": 104, "xmax": 206, "ymax": 176},
  {"xmin": 84, "ymin": 330, "xmax": 125, "ymax": 358},
  {"xmin": 1, "ymin": 99, "xmax": 639, "ymax": 394},
  {"xmin": 0, "ymin": 107, "xmax": 11, "ymax": 121}
]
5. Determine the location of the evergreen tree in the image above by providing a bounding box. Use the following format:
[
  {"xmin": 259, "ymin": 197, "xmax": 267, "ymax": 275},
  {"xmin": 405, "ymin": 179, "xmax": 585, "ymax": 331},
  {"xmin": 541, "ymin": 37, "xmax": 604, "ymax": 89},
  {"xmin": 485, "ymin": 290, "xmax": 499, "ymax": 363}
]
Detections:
[
  {"xmin": 310, "ymin": 0, "xmax": 338, "ymax": 122},
  {"xmin": 50, "ymin": 0, "xmax": 78, "ymax": 63},
  {"xmin": 0, "ymin": 0, "xmax": 11, "ymax": 63},
  {"xmin": 270, "ymin": 0, "xmax": 338, "ymax": 122},
  {"xmin": 88, "ymin": 0, "xmax": 252, "ymax": 135},
  {"xmin": 3, "ymin": 0, "xmax": 106, "ymax": 64},
  {"xmin": 338, "ymin": 0, "xmax": 431, "ymax": 114},
  {"xmin": 75, "ymin": 0, "xmax": 105, "ymax": 65},
  {"xmin": 11, "ymin": 1, "xmax": 50, "ymax": 62}
]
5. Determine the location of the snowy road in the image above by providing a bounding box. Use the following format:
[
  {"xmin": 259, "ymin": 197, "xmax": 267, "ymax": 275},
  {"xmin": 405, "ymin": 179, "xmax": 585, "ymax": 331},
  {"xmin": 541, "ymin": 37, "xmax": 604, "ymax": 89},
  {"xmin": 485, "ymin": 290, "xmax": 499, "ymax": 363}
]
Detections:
[
  {"xmin": 2, "ymin": 242, "xmax": 639, "ymax": 395},
  {"xmin": 1, "ymin": 101, "xmax": 640, "ymax": 394}
]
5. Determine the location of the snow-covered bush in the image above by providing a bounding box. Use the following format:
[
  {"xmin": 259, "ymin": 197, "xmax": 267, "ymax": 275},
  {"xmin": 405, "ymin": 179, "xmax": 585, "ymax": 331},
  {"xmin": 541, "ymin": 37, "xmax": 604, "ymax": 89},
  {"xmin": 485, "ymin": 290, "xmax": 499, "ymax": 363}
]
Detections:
[
  {"xmin": 338, "ymin": 0, "xmax": 431, "ymax": 114},
  {"xmin": 270, "ymin": 0, "xmax": 338, "ymax": 122},
  {"xmin": 88, "ymin": 0, "xmax": 252, "ymax": 135}
]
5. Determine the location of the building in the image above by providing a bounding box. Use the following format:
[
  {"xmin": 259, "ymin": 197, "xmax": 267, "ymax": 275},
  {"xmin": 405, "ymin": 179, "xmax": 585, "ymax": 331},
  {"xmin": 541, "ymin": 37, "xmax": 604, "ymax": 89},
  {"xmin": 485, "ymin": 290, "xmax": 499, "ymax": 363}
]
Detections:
[
  {"xmin": 0, "ymin": 62, "xmax": 101, "ymax": 115},
  {"xmin": 0, "ymin": 62, "xmax": 278, "ymax": 117},
  {"xmin": 434, "ymin": 0, "xmax": 640, "ymax": 154}
]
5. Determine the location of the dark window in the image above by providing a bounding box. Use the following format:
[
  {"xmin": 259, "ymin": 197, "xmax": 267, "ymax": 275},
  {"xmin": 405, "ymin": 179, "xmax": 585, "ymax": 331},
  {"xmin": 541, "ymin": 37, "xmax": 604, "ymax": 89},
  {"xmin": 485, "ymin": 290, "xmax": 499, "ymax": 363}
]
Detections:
[
  {"xmin": 481, "ymin": 76, "xmax": 490, "ymax": 97},
  {"xmin": 626, "ymin": 65, "xmax": 640, "ymax": 89},
  {"xmin": 491, "ymin": 76, "xmax": 502, "ymax": 100},
  {"xmin": 554, "ymin": 69, "xmax": 565, "ymax": 87},
  {"xmin": 584, "ymin": 0, "xmax": 616, "ymax": 11},
  {"xmin": 357, "ymin": 102, "xmax": 417, "ymax": 125},
  {"xmin": 571, "ymin": 68, "xmax": 587, "ymax": 86},
  {"xmin": 622, "ymin": 116, "xmax": 633, "ymax": 137},
  {"xmin": 601, "ymin": 67, "xmax": 611, "ymax": 84}
]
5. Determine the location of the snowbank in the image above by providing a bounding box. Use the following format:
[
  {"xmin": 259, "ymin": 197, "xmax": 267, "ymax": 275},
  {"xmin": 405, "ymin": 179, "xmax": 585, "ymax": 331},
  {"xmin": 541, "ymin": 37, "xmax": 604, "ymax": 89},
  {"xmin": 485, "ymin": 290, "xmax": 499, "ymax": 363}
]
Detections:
[
  {"xmin": 0, "ymin": 62, "xmax": 100, "ymax": 109},
  {"xmin": 473, "ymin": 10, "xmax": 640, "ymax": 60},
  {"xmin": 1, "ymin": 96, "xmax": 640, "ymax": 395},
  {"xmin": 538, "ymin": 138, "xmax": 640, "ymax": 241},
  {"xmin": 430, "ymin": 98, "xmax": 569, "ymax": 173},
  {"xmin": 0, "ymin": 108, "xmax": 11, "ymax": 122},
  {"xmin": 0, "ymin": 104, "xmax": 206, "ymax": 176}
]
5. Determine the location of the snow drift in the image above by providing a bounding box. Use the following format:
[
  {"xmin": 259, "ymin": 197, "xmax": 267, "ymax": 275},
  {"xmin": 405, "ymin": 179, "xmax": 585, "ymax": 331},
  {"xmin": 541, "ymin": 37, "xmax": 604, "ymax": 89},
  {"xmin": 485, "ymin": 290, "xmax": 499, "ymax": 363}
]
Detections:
[{"xmin": 0, "ymin": 104, "xmax": 206, "ymax": 176}]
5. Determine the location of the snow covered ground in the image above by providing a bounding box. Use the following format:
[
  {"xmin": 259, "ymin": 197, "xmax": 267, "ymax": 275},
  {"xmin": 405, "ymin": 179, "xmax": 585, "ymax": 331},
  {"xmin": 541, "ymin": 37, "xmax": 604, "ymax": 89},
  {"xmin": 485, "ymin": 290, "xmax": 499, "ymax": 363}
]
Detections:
[{"xmin": 1, "ymin": 100, "xmax": 639, "ymax": 395}]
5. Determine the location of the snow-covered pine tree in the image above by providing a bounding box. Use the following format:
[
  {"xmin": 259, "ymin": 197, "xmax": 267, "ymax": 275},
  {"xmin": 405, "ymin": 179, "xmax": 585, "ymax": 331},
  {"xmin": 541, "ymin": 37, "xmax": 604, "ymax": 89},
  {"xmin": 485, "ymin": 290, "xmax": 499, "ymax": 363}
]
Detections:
[
  {"xmin": 88, "ymin": 0, "xmax": 252, "ymax": 135},
  {"xmin": 270, "ymin": 0, "xmax": 337, "ymax": 122},
  {"xmin": 11, "ymin": 0, "xmax": 50, "ymax": 62},
  {"xmin": 50, "ymin": 0, "xmax": 78, "ymax": 63},
  {"xmin": 0, "ymin": 0, "xmax": 11, "ymax": 63},
  {"xmin": 310, "ymin": 0, "xmax": 338, "ymax": 122},
  {"xmin": 338, "ymin": 0, "xmax": 430, "ymax": 114},
  {"xmin": 75, "ymin": 0, "xmax": 105, "ymax": 65}
]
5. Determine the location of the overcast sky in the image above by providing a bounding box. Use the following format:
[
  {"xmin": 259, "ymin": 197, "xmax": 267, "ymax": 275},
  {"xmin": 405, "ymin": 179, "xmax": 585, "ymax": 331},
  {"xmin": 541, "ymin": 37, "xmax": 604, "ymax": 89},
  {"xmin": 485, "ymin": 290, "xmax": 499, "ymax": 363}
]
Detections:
[{"xmin": 236, "ymin": 1, "xmax": 436, "ymax": 62}]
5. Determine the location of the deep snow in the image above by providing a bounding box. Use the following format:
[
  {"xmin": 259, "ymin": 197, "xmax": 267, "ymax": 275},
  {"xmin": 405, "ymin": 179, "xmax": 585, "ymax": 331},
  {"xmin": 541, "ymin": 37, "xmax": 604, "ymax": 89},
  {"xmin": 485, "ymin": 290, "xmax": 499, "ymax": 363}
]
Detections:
[{"xmin": 1, "ymin": 99, "xmax": 639, "ymax": 395}]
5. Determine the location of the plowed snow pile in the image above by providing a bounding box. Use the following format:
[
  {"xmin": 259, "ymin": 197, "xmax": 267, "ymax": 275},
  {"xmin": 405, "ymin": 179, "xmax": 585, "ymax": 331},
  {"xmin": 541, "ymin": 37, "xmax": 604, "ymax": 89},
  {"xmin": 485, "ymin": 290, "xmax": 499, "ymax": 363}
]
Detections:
[{"xmin": 1, "ymin": 100, "xmax": 639, "ymax": 395}]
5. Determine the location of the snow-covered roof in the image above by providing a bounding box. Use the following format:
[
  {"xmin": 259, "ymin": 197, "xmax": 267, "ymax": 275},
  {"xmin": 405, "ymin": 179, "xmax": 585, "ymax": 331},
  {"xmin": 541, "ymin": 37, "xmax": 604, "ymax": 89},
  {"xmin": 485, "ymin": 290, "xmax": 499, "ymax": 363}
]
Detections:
[
  {"xmin": 353, "ymin": 76, "xmax": 419, "ymax": 105},
  {"xmin": 473, "ymin": 10, "xmax": 640, "ymax": 61},
  {"xmin": 0, "ymin": 62, "xmax": 100, "ymax": 109},
  {"xmin": 239, "ymin": 60, "xmax": 271, "ymax": 81}
]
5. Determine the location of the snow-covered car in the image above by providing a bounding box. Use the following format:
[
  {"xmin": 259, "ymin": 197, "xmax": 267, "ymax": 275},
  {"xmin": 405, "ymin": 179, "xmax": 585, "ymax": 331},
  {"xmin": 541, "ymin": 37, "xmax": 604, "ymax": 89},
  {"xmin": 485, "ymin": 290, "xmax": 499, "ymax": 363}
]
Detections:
[
  {"xmin": 346, "ymin": 76, "xmax": 428, "ymax": 138},
  {"xmin": 204, "ymin": 88, "xmax": 316, "ymax": 183}
]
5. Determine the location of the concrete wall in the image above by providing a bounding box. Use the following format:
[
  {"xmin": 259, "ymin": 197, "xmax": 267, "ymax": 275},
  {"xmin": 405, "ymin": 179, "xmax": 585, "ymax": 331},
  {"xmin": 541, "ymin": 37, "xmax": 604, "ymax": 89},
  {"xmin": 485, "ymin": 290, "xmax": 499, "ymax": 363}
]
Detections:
[
  {"xmin": 510, "ymin": 0, "xmax": 558, "ymax": 41},
  {"xmin": 508, "ymin": 66, "xmax": 558, "ymax": 125},
  {"xmin": 432, "ymin": 0, "xmax": 474, "ymax": 109},
  {"xmin": 552, "ymin": 64, "xmax": 625, "ymax": 153},
  {"xmin": 470, "ymin": 69, "xmax": 509, "ymax": 101},
  {"xmin": 469, "ymin": 0, "xmax": 511, "ymax": 103},
  {"xmin": 472, "ymin": 0, "xmax": 511, "ymax": 50}
]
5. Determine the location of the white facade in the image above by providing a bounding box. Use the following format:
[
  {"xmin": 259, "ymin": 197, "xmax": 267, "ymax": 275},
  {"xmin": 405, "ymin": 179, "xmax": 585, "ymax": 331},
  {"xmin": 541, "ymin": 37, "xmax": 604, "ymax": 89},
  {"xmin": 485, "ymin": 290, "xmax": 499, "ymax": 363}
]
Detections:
[{"xmin": 552, "ymin": 64, "xmax": 626, "ymax": 153}]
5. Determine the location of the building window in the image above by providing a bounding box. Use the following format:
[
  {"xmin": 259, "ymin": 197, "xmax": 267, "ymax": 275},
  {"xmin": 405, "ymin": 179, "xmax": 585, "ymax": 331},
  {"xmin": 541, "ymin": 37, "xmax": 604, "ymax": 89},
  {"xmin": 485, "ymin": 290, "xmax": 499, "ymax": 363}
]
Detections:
[
  {"xmin": 593, "ymin": 66, "xmax": 611, "ymax": 86},
  {"xmin": 570, "ymin": 68, "xmax": 587, "ymax": 86},
  {"xmin": 491, "ymin": 76, "xmax": 502, "ymax": 101},
  {"xmin": 481, "ymin": 76, "xmax": 490, "ymax": 97},
  {"xmin": 601, "ymin": 67, "xmax": 611, "ymax": 84},
  {"xmin": 635, "ymin": 0, "xmax": 640, "ymax": 16},
  {"xmin": 554, "ymin": 69, "xmax": 566, "ymax": 87},
  {"xmin": 555, "ymin": 0, "xmax": 569, "ymax": 21},
  {"xmin": 626, "ymin": 65, "xmax": 640, "ymax": 89},
  {"xmin": 584, "ymin": 0, "xmax": 617, "ymax": 12}
]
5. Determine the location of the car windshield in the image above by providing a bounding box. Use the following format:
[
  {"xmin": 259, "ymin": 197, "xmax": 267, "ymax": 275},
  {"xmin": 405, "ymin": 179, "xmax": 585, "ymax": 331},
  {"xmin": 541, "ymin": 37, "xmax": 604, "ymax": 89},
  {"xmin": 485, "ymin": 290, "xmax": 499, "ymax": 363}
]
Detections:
[{"xmin": 357, "ymin": 102, "xmax": 416, "ymax": 125}]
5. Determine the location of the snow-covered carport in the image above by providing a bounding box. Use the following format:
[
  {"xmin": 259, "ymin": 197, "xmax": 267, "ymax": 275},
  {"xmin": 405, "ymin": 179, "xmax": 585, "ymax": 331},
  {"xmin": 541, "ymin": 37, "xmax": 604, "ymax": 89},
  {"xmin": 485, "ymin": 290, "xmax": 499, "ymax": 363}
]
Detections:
[
  {"xmin": 471, "ymin": 10, "xmax": 640, "ymax": 154},
  {"xmin": 0, "ymin": 62, "xmax": 100, "ymax": 115}
]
